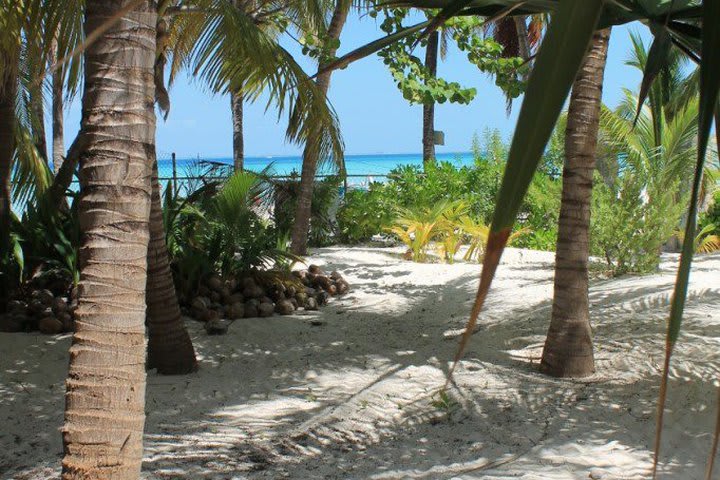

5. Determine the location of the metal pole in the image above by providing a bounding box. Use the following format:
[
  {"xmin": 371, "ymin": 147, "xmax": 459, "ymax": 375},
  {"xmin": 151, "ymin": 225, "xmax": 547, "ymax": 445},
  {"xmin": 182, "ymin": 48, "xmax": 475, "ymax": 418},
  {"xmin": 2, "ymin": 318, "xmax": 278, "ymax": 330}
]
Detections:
[{"xmin": 171, "ymin": 152, "xmax": 178, "ymax": 196}]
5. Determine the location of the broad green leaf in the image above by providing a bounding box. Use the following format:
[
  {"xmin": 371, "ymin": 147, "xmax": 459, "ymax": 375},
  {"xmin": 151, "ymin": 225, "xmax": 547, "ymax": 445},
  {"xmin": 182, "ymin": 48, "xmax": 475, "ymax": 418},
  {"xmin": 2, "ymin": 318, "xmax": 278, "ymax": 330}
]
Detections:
[
  {"xmin": 449, "ymin": 0, "xmax": 605, "ymax": 376},
  {"xmin": 654, "ymin": 0, "xmax": 720, "ymax": 477},
  {"xmin": 634, "ymin": 27, "xmax": 672, "ymax": 126}
]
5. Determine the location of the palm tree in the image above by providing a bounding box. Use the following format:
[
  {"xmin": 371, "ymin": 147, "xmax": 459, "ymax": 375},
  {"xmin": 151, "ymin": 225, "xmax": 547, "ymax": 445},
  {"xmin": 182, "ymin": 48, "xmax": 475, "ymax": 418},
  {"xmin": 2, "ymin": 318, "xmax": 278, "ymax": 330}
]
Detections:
[
  {"xmin": 422, "ymin": 30, "xmax": 439, "ymax": 164},
  {"xmin": 146, "ymin": 157, "xmax": 198, "ymax": 375},
  {"xmin": 0, "ymin": 47, "xmax": 19, "ymax": 308},
  {"xmin": 51, "ymin": 41, "xmax": 65, "ymax": 173},
  {"xmin": 61, "ymin": 0, "xmax": 157, "ymax": 476},
  {"xmin": 290, "ymin": 0, "xmax": 350, "ymax": 255},
  {"xmin": 225, "ymin": 0, "xmax": 322, "ymax": 172},
  {"xmin": 540, "ymin": 28, "xmax": 612, "ymax": 378},
  {"xmin": 1, "ymin": 0, "xmax": 69, "ymax": 309},
  {"xmin": 144, "ymin": 0, "xmax": 341, "ymax": 375},
  {"xmin": 231, "ymin": 90, "xmax": 244, "ymax": 170}
]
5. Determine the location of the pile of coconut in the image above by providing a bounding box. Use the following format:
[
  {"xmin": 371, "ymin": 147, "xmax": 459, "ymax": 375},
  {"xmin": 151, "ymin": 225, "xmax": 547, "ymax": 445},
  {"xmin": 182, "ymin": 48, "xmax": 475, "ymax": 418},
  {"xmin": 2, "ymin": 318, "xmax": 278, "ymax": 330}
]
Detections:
[
  {"xmin": 0, "ymin": 269, "xmax": 75, "ymax": 334},
  {"xmin": 185, "ymin": 265, "xmax": 349, "ymax": 335}
]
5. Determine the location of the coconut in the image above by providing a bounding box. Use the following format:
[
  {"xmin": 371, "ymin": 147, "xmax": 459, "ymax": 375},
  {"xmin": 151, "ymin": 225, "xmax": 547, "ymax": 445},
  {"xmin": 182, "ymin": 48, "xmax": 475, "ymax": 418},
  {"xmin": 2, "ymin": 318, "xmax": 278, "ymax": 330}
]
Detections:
[
  {"xmin": 335, "ymin": 280, "xmax": 349, "ymax": 295},
  {"xmin": 313, "ymin": 275, "xmax": 333, "ymax": 292},
  {"xmin": 275, "ymin": 300, "xmax": 295, "ymax": 315},
  {"xmin": 206, "ymin": 275, "xmax": 224, "ymax": 292},
  {"xmin": 228, "ymin": 302, "xmax": 245, "ymax": 320},
  {"xmin": 316, "ymin": 291, "xmax": 329, "ymax": 306},
  {"xmin": 51, "ymin": 297, "xmax": 68, "ymax": 314},
  {"xmin": 243, "ymin": 285, "xmax": 264, "ymax": 299},
  {"xmin": 244, "ymin": 303, "xmax": 259, "ymax": 318},
  {"xmin": 39, "ymin": 316, "xmax": 63, "ymax": 334},
  {"xmin": 258, "ymin": 302, "xmax": 275, "ymax": 318},
  {"xmin": 304, "ymin": 297, "xmax": 318, "ymax": 311},
  {"xmin": 226, "ymin": 292, "xmax": 244, "ymax": 305},
  {"xmin": 58, "ymin": 312, "xmax": 74, "ymax": 332},
  {"xmin": 33, "ymin": 289, "xmax": 55, "ymax": 307},
  {"xmin": 7, "ymin": 300, "xmax": 26, "ymax": 313}
]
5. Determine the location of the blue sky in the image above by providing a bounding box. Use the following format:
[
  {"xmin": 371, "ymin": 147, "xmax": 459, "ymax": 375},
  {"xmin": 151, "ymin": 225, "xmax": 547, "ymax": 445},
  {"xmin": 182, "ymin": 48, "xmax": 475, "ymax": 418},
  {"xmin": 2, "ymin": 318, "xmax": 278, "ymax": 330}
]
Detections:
[{"xmin": 58, "ymin": 13, "xmax": 652, "ymax": 159}]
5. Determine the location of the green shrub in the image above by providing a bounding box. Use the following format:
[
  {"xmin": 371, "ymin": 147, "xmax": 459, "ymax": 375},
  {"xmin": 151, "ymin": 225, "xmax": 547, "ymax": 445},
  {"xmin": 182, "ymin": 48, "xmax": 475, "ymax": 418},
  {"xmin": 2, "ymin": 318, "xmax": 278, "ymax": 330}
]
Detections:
[
  {"xmin": 513, "ymin": 172, "xmax": 561, "ymax": 251},
  {"xmin": 165, "ymin": 171, "xmax": 299, "ymax": 298},
  {"xmin": 336, "ymin": 187, "xmax": 395, "ymax": 243},
  {"xmin": 591, "ymin": 173, "xmax": 684, "ymax": 275},
  {"xmin": 272, "ymin": 173, "xmax": 341, "ymax": 247},
  {"xmin": 336, "ymin": 130, "xmax": 560, "ymax": 249}
]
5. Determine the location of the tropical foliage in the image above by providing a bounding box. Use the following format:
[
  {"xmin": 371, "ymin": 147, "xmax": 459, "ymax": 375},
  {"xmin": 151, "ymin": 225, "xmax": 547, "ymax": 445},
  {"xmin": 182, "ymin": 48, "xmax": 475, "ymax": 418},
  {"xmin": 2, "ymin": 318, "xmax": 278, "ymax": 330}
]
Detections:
[{"xmin": 164, "ymin": 170, "xmax": 300, "ymax": 300}]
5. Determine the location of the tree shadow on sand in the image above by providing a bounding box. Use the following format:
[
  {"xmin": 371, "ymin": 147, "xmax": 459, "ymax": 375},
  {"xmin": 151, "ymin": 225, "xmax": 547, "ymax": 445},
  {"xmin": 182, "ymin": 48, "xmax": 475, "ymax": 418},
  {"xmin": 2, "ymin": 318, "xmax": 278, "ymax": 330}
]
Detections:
[{"xmin": 2, "ymin": 253, "xmax": 719, "ymax": 480}]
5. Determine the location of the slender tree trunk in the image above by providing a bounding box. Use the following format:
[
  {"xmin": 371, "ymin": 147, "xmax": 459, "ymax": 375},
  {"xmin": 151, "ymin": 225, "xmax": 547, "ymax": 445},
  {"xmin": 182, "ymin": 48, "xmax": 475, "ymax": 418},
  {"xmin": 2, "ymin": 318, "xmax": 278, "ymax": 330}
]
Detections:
[
  {"xmin": 62, "ymin": 1, "xmax": 157, "ymax": 478},
  {"xmin": 0, "ymin": 46, "xmax": 19, "ymax": 312},
  {"xmin": 422, "ymin": 31, "xmax": 439, "ymax": 166},
  {"xmin": 231, "ymin": 91, "xmax": 244, "ymax": 171},
  {"xmin": 31, "ymin": 86, "xmax": 48, "ymax": 163},
  {"xmin": 540, "ymin": 28, "xmax": 611, "ymax": 378},
  {"xmin": 290, "ymin": 0, "xmax": 349, "ymax": 255},
  {"xmin": 514, "ymin": 17, "xmax": 531, "ymax": 60},
  {"xmin": 52, "ymin": 41, "xmax": 65, "ymax": 174},
  {"xmin": 146, "ymin": 156, "xmax": 197, "ymax": 375}
]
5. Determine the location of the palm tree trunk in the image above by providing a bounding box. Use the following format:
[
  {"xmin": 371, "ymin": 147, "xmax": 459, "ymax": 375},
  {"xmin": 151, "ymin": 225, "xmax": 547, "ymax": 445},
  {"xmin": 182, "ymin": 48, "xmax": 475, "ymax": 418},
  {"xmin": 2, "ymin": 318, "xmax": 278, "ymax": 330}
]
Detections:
[
  {"xmin": 0, "ymin": 46, "xmax": 19, "ymax": 312},
  {"xmin": 513, "ymin": 17, "xmax": 531, "ymax": 60},
  {"xmin": 231, "ymin": 91, "xmax": 244, "ymax": 171},
  {"xmin": 146, "ymin": 156, "xmax": 197, "ymax": 375},
  {"xmin": 31, "ymin": 86, "xmax": 48, "ymax": 163},
  {"xmin": 290, "ymin": 0, "xmax": 349, "ymax": 255},
  {"xmin": 61, "ymin": 1, "xmax": 157, "ymax": 478},
  {"xmin": 540, "ymin": 28, "xmax": 611, "ymax": 378},
  {"xmin": 422, "ymin": 31, "xmax": 439, "ymax": 166},
  {"xmin": 52, "ymin": 41, "xmax": 65, "ymax": 174}
]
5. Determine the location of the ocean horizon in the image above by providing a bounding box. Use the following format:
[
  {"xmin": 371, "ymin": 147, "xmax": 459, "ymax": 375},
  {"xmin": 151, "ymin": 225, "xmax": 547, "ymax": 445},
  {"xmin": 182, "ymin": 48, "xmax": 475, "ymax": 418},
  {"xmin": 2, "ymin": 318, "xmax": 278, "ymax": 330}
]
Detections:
[{"xmin": 157, "ymin": 151, "xmax": 477, "ymax": 184}]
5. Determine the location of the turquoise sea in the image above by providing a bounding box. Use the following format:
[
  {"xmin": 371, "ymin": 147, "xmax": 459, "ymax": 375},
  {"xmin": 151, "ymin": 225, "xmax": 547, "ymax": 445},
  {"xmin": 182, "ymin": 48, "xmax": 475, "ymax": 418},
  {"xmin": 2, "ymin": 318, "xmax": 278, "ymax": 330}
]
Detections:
[{"xmin": 158, "ymin": 151, "xmax": 476, "ymax": 186}]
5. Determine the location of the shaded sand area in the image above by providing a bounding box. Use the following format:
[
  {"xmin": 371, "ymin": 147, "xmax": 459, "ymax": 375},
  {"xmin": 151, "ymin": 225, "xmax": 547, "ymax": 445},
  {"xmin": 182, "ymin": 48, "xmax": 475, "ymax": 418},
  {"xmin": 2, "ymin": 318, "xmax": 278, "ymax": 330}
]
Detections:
[{"xmin": 2, "ymin": 247, "xmax": 719, "ymax": 479}]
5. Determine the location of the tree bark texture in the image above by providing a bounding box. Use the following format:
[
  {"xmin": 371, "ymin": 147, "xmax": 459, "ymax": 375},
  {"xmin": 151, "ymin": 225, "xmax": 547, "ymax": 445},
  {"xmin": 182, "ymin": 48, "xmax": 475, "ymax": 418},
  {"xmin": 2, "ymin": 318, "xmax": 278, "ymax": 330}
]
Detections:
[
  {"xmin": 146, "ymin": 156, "xmax": 197, "ymax": 375},
  {"xmin": 61, "ymin": 1, "xmax": 157, "ymax": 478},
  {"xmin": 540, "ymin": 28, "xmax": 611, "ymax": 378},
  {"xmin": 422, "ymin": 31, "xmax": 439, "ymax": 166},
  {"xmin": 290, "ymin": 0, "xmax": 349, "ymax": 255}
]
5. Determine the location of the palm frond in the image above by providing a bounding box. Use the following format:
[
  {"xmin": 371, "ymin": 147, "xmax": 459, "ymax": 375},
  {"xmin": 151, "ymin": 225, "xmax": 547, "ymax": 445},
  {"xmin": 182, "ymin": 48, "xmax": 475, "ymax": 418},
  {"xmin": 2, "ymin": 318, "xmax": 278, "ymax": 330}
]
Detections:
[{"xmin": 168, "ymin": 0, "xmax": 344, "ymax": 170}]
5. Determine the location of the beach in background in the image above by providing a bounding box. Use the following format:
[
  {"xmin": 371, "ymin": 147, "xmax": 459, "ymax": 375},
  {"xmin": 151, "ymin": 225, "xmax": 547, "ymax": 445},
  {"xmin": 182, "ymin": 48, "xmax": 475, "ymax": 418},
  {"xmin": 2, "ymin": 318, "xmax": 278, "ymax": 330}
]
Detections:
[{"xmin": 157, "ymin": 151, "xmax": 476, "ymax": 185}]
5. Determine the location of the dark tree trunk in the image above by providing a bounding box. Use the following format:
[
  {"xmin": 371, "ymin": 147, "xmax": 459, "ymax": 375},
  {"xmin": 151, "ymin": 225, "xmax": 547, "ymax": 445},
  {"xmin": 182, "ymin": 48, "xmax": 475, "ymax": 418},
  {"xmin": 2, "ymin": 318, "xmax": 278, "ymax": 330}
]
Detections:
[
  {"xmin": 422, "ymin": 31, "xmax": 439, "ymax": 167},
  {"xmin": 0, "ymin": 46, "xmax": 19, "ymax": 311},
  {"xmin": 52, "ymin": 43, "xmax": 65, "ymax": 174},
  {"xmin": 146, "ymin": 157, "xmax": 197, "ymax": 374},
  {"xmin": 31, "ymin": 86, "xmax": 48, "ymax": 163},
  {"xmin": 514, "ymin": 17, "xmax": 531, "ymax": 60},
  {"xmin": 231, "ymin": 91, "xmax": 244, "ymax": 171},
  {"xmin": 540, "ymin": 28, "xmax": 611, "ymax": 378},
  {"xmin": 290, "ymin": 0, "xmax": 349, "ymax": 255}
]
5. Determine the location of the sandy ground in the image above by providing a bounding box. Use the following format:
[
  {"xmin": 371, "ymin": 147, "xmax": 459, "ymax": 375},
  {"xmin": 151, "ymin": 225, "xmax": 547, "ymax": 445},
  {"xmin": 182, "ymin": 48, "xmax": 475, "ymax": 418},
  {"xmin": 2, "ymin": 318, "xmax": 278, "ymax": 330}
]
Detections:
[{"xmin": 1, "ymin": 246, "xmax": 719, "ymax": 480}]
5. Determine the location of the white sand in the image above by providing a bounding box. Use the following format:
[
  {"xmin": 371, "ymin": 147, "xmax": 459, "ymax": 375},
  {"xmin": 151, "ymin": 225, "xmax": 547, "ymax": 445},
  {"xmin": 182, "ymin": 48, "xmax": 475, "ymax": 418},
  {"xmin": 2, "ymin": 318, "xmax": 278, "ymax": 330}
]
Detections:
[{"xmin": 1, "ymin": 246, "xmax": 719, "ymax": 480}]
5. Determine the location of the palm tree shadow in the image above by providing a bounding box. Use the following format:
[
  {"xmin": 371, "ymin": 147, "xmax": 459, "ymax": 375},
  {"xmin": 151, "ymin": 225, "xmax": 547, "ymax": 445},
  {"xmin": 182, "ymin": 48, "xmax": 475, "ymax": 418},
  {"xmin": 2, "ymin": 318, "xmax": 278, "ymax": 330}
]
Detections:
[{"xmin": 138, "ymin": 256, "xmax": 720, "ymax": 479}]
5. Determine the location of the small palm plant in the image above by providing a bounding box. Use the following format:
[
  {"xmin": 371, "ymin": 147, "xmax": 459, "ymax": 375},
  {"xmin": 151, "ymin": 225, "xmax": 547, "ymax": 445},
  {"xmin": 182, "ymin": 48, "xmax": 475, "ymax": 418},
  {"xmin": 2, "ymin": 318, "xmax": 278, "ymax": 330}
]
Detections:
[
  {"xmin": 458, "ymin": 216, "xmax": 490, "ymax": 262},
  {"xmin": 436, "ymin": 201, "xmax": 470, "ymax": 263},
  {"xmin": 388, "ymin": 200, "xmax": 462, "ymax": 262},
  {"xmin": 677, "ymin": 223, "xmax": 720, "ymax": 254}
]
